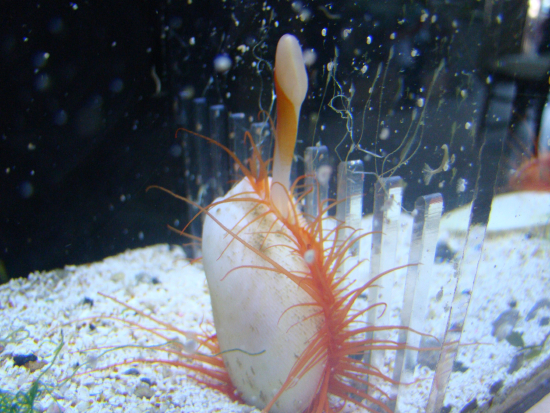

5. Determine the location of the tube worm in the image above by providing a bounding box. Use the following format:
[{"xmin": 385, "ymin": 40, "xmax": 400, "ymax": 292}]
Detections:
[
  {"xmin": 202, "ymin": 34, "xmax": 322, "ymax": 412},
  {"xmin": 199, "ymin": 34, "xmax": 403, "ymax": 413}
]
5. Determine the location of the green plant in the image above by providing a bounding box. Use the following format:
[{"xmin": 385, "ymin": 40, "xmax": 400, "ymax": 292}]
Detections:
[{"xmin": 0, "ymin": 333, "xmax": 64, "ymax": 413}]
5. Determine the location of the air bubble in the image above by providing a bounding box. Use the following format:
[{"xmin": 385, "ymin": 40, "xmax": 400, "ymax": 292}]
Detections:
[
  {"xmin": 302, "ymin": 49, "xmax": 317, "ymax": 67},
  {"xmin": 110, "ymin": 78, "xmax": 124, "ymax": 93},
  {"xmin": 214, "ymin": 54, "xmax": 232, "ymax": 73},
  {"xmin": 34, "ymin": 73, "xmax": 51, "ymax": 92},
  {"xmin": 19, "ymin": 181, "xmax": 34, "ymax": 199},
  {"xmin": 32, "ymin": 52, "xmax": 50, "ymax": 68}
]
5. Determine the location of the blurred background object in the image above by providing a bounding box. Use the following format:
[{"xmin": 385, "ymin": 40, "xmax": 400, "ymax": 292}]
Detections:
[{"xmin": 1, "ymin": 0, "xmax": 549, "ymax": 281}]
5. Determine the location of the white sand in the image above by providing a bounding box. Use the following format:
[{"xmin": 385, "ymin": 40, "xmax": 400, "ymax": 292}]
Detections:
[
  {"xmin": 1, "ymin": 192, "xmax": 549, "ymax": 412},
  {"xmin": 0, "ymin": 245, "xmax": 260, "ymax": 413}
]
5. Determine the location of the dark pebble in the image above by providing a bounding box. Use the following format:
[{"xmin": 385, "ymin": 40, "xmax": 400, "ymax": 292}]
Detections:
[
  {"xmin": 492, "ymin": 309, "xmax": 519, "ymax": 341},
  {"xmin": 82, "ymin": 297, "xmax": 94, "ymax": 306},
  {"xmin": 508, "ymin": 353, "xmax": 524, "ymax": 374},
  {"xmin": 13, "ymin": 354, "xmax": 38, "ymax": 366},
  {"xmin": 123, "ymin": 368, "xmax": 140, "ymax": 375},
  {"xmin": 489, "ymin": 380, "xmax": 503, "ymax": 394},
  {"xmin": 418, "ymin": 337, "xmax": 441, "ymax": 370},
  {"xmin": 526, "ymin": 298, "xmax": 550, "ymax": 321},
  {"xmin": 140, "ymin": 377, "xmax": 152, "ymax": 386},
  {"xmin": 505, "ymin": 331, "xmax": 524, "ymax": 347},
  {"xmin": 460, "ymin": 398, "xmax": 478, "ymax": 412},
  {"xmin": 435, "ymin": 242, "xmax": 456, "ymax": 263},
  {"xmin": 453, "ymin": 360, "xmax": 469, "ymax": 373}
]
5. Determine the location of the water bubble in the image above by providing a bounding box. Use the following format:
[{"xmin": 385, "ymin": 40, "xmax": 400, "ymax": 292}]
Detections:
[
  {"xmin": 304, "ymin": 249, "xmax": 315, "ymax": 264},
  {"xmin": 48, "ymin": 17, "xmax": 64, "ymax": 34},
  {"xmin": 19, "ymin": 181, "xmax": 34, "ymax": 199},
  {"xmin": 34, "ymin": 73, "xmax": 51, "ymax": 92},
  {"xmin": 54, "ymin": 110, "xmax": 68, "ymax": 126},
  {"xmin": 179, "ymin": 85, "xmax": 195, "ymax": 100},
  {"xmin": 169, "ymin": 144, "xmax": 182, "ymax": 158},
  {"xmin": 183, "ymin": 339, "xmax": 199, "ymax": 353},
  {"xmin": 76, "ymin": 96, "xmax": 104, "ymax": 136},
  {"xmin": 379, "ymin": 127, "xmax": 390, "ymax": 140},
  {"xmin": 291, "ymin": 1, "xmax": 302, "ymax": 13},
  {"xmin": 213, "ymin": 54, "xmax": 232, "ymax": 73},
  {"xmin": 32, "ymin": 52, "xmax": 50, "ymax": 68},
  {"xmin": 300, "ymin": 8, "xmax": 312, "ymax": 22},
  {"xmin": 109, "ymin": 78, "xmax": 124, "ymax": 93},
  {"xmin": 302, "ymin": 49, "xmax": 317, "ymax": 67}
]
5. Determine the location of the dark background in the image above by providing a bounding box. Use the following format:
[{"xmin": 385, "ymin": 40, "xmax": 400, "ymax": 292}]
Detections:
[{"xmin": 0, "ymin": 0, "xmax": 536, "ymax": 281}]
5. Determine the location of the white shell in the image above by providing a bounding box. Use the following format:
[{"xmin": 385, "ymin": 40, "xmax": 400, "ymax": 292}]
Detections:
[{"xmin": 202, "ymin": 178, "xmax": 324, "ymax": 413}]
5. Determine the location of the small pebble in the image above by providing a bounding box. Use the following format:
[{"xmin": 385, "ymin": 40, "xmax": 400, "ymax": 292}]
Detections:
[
  {"xmin": 13, "ymin": 353, "xmax": 38, "ymax": 367},
  {"xmin": 27, "ymin": 360, "xmax": 47, "ymax": 372},
  {"xmin": 134, "ymin": 383, "xmax": 155, "ymax": 399},
  {"xmin": 508, "ymin": 353, "xmax": 524, "ymax": 373},
  {"xmin": 417, "ymin": 337, "xmax": 440, "ymax": 370},
  {"xmin": 526, "ymin": 298, "xmax": 550, "ymax": 321},
  {"xmin": 134, "ymin": 271, "xmax": 160, "ymax": 285},
  {"xmin": 460, "ymin": 398, "xmax": 478, "ymax": 412},
  {"xmin": 123, "ymin": 367, "xmax": 140, "ymax": 375},
  {"xmin": 435, "ymin": 241, "xmax": 456, "ymax": 263},
  {"xmin": 82, "ymin": 297, "xmax": 94, "ymax": 306},
  {"xmin": 140, "ymin": 377, "xmax": 153, "ymax": 385},
  {"xmin": 505, "ymin": 331, "xmax": 524, "ymax": 347},
  {"xmin": 489, "ymin": 380, "xmax": 503, "ymax": 394},
  {"xmin": 453, "ymin": 361, "xmax": 469, "ymax": 373},
  {"xmin": 492, "ymin": 309, "xmax": 519, "ymax": 341}
]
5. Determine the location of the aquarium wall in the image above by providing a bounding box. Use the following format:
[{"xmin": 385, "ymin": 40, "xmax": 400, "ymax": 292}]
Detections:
[{"xmin": 1, "ymin": 0, "xmax": 549, "ymax": 412}]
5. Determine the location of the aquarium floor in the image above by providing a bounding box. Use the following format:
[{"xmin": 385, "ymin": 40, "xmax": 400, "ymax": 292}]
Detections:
[{"xmin": 0, "ymin": 208, "xmax": 549, "ymax": 413}]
